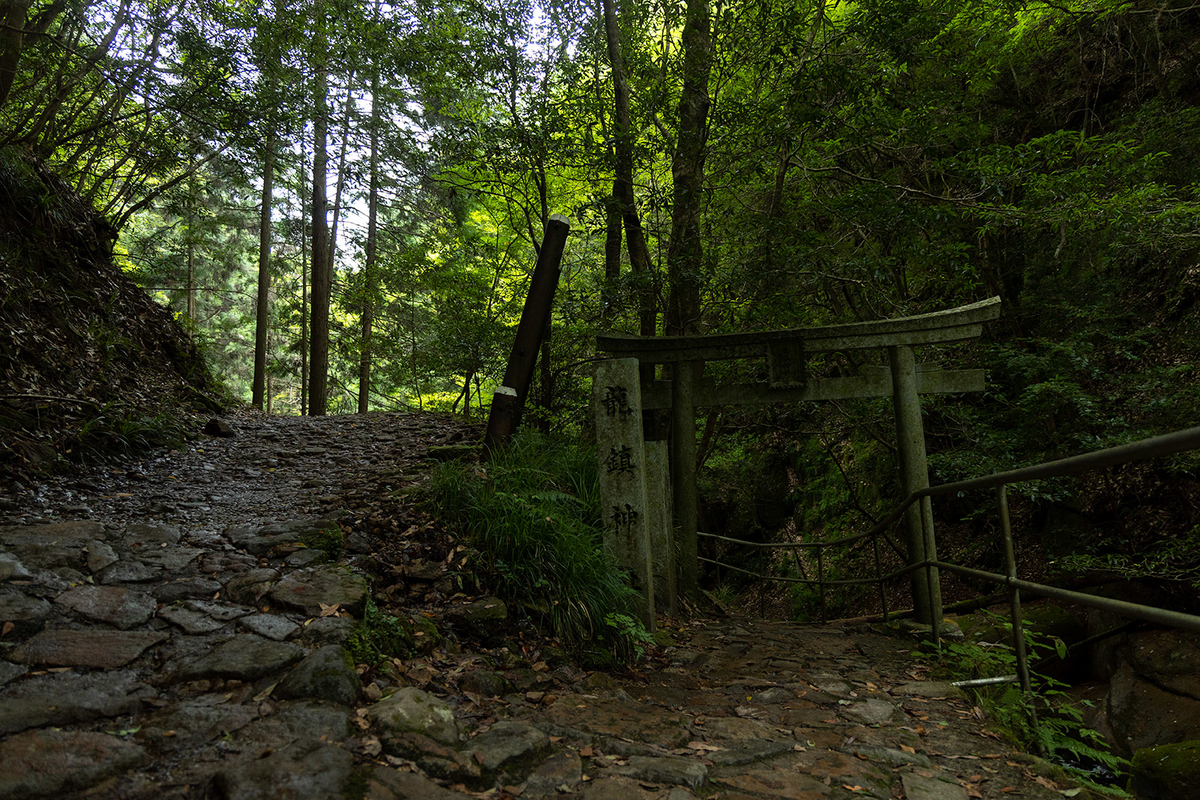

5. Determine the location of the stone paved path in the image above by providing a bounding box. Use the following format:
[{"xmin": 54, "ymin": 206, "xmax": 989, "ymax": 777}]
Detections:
[{"xmin": 0, "ymin": 411, "xmax": 1098, "ymax": 799}]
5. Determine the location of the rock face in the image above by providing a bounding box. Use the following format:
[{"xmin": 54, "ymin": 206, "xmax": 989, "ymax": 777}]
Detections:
[
  {"xmin": 1129, "ymin": 739, "xmax": 1200, "ymax": 800},
  {"xmin": 1092, "ymin": 628, "xmax": 1200, "ymax": 756}
]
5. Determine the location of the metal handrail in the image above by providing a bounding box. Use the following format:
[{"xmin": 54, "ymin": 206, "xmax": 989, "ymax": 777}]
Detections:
[{"xmin": 697, "ymin": 425, "xmax": 1200, "ymax": 700}]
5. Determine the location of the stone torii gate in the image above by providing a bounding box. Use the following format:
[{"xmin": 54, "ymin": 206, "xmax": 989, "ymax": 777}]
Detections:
[{"xmin": 593, "ymin": 297, "xmax": 1002, "ymax": 629}]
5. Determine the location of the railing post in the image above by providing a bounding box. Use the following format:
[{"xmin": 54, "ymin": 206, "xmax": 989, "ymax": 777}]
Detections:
[
  {"xmin": 872, "ymin": 533, "xmax": 888, "ymax": 622},
  {"xmin": 816, "ymin": 544, "xmax": 827, "ymax": 623},
  {"xmin": 998, "ymin": 485, "xmax": 1039, "ymax": 738}
]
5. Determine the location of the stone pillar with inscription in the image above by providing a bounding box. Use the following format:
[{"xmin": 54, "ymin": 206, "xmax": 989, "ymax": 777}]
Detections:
[{"xmin": 594, "ymin": 359, "xmax": 654, "ymax": 628}]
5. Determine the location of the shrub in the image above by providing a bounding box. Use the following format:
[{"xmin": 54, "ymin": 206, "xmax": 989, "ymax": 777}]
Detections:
[{"xmin": 426, "ymin": 432, "xmax": 646, "ymax": 661}]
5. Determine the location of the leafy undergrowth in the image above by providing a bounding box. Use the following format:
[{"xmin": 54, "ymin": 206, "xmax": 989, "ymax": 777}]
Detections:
[
  {"xmin": 921, "ymin": 613, "xmax": 1129, "ymax": 797},
  {"xmin": 426, "ymin": 432, "xmax": 649, "ymax": 665}
]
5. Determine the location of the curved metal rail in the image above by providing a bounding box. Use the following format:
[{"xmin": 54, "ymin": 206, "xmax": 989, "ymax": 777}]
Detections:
[{"xmin": 698, "ymin": 425, "xmax": 1200, "ymax": 697}]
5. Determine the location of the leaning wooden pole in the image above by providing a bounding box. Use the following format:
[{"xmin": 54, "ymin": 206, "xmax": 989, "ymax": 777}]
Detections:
[{"xmin": 483, "ymin": 215, "xmax": 570, "ymax": 453}]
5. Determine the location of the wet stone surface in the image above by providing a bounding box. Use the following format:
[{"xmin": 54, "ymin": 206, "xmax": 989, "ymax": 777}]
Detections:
[{"xmin": 0, "ymin": 410, "xmax": 1091, "ymax": 798}]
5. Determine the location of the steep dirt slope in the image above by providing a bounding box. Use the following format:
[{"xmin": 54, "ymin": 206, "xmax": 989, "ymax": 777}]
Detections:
[{"xmin": 0, "ymin": 147, "xmax": 225, "ymax": 490}]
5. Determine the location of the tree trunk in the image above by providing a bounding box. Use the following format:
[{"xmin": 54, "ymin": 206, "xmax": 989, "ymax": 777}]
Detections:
[
  {"xmin": 665, "ymin": 0, "xmax": 711, "ymax": 337},
  {"xmin": 308, "ymin": 0, "xmax": 330, "ymax": 416},
  {"xmin": 299, "ymin": 156, "xmax": 309, "ymax": 416},
  {"xmin": 252, "ymin": 129, "xmax": 276, "ymax": 410},
  {"xmin": 186, "ymin": 204, "xmax": 197, "ymax": 322},
  {"xmin": 602, "ymin": 188, "xmax": 622, "ymax": 322},
  {"xmin": 601, "ymin": 0, "xmax": 656, "ymax": 338},
  {"xmin": 0, "ymin": 0, "xmax": 34, "ymax": 112},
  {"xmin": 326, "ymin": 76, "xmax": 357, "ymax": 276},
  {"xmin": 358, "ymin": 60, "xmax": 380, "ymax": 414}
]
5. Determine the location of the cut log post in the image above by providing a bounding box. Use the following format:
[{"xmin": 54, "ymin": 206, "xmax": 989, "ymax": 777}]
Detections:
[{"xmin": 483, "ymin": 215, "xmax": 570, "ymax": 453}]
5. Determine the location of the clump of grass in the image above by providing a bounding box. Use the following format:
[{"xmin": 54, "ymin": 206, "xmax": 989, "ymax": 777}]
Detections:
[
  {"xmin": 427, "ymin": 432, "xmax": 645, "ymax": 662},
  {"xmin": 302, "ymin": 525, "xmax": 344, "ymax": 560},
  {"xmin": 347, "ymin": 596, "xmax": 413, "ymax": 665}
]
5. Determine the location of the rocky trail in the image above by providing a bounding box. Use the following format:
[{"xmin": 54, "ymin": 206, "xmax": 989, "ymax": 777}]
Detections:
[{"xmin": 0, "ymin": 410, "xmax": 1096, "ymax": 800}]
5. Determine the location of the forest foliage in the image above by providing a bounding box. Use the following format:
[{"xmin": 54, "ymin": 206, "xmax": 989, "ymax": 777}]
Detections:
[{"xmin": 1, "ymin": 0, "xmax": 1198, "ymax": 599}]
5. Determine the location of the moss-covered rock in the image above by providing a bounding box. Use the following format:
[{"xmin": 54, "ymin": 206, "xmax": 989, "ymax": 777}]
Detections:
[{"xmin": 1129, "ymin": 740, "xmax": 1200, "ymax": 800}]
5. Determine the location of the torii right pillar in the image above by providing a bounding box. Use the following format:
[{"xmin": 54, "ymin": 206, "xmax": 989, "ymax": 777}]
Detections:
[{"xmin": 889, "ymin": 344, "xmax": 942, "ymax": 628}]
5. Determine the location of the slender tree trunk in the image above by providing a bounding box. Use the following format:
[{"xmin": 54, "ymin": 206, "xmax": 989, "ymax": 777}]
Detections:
[
  {"xmin": 299, "ymin": 156, "xmax": 309, "ymax": 416},
  {"xmin": 602, "ymin": 190, "xmax": 622, "ymax": 322},
  {"xmin": 252, "ymin": 129, "xmax": 276, "ymax": 410},
  {"xmin": 665, "ymin": 0, "xmax": 711, "ymax": 336},
  {"xmin": 0, "ymin": 0, "xmax": 34, "ymax": 112},
  {"xmin": 185, "ymin": 203, "xmax": 197, "ymax": 322},
  {"xmin": 326, "ymin": 76, "xmax": 357, "ymax": 275},
  {"xmin": 601, "ymin": 0, "xmax": 655, "ymax": 338},
  {"xmin": 308, "ymin": 0, "xmax": 331, "ymax": 416},
  {"xmin": 358, "ymin": 62, "xmax": 380, "ymax": 414},
  {"xmin": 23, "ymin": 1, "xmax": 128, "ymax": 151}
]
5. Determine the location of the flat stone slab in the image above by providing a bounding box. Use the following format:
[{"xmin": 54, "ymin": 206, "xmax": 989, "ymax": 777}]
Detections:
[
  {"xmin": 210, "ymin": 736, "xmax": 354, "ymax": 799},
  {"xmin": 173, "ymin": 634, "xmax": 304, "ymax": 682},
  {"xmin": 56, "ymin": 584, "xmax": 156, "ymax": 629},
  {"xmin": 841, "ymin": 743, "xmax": 931, "ymax": 767},
  {"xmin": 370, "ymin": 687, "xmax": 460, "ymax": 746},
  {"xmin": 269, "ymin": 565, "xmax": 367, "ymax": 616},
  {"xmin": 365, "ymin": 766, "xmax": 475, "ymax": 799},
  {"xmin": 159, "ymin": 604, "xmax": 227, "ymax": 634},
  {"xmin": 611, "ymin": 755, "xmax": 709, "ymax": 789},
  {"xmin": 138, "ymin": 700, "xmax": 259, "ymax": 751},
  {"xmin": 186, "ymin": 599, "xmax": 254, "ymax": 621},
  {"xmin": 123, "ymin": 523, "xmax": 182, "ymax": 545},
  {"xmin": 0, "ymin": 670, "xmax": 153, "ymax": 734},
  {"xmin": 466, "ymin": 720, "xmax": 550, "ymax": 773},
  {"xmin": 229, "ymin": 701, "xmax": 353, "ymax": 751},
  {"xmin": 525, "ymin": 748, "xmax": 583, "ymax": 796},
  {"xmin": 0, "ymin": 521, "xmax": 105, "ymax": 570},
  {"xmin": 892, "ymin": 681, "xmax": 967, "ymax": 700},
  {"xmin": 707, "ymin": 739, "xmax": 797, "ymax": 767},
  {"xmin": 222, "ymin": 568, "xmax": 281, "ymax": 605},
  {"xmin": 238, "ymin": 612, "xmax": 300, "ymax": 641},
  {"xmin": 841, "ymin": 697, "xmax": 900, "ymax": 724},
  {"xmin": 0, "ymin": 551, "xmax": 35, "ymax": 581},
  {"xmin": 8, "ymin": 628, "xmax": 167, "ymax": 668},
  {"xmin": 536, "ymin": 694, "xmax": 692, "ymax": 750},
  {"xmin": 99, "ymin": 560, "xmax": 162, "ymax": 583},
  {"xmin": 153, "ymin": 576, "xmax": 223, "ymax": 603},
  {"xmin": 134, "ymin": 543, "xmax": 203, "ymax": 571},
  {"xmin": 0, "ymin": 589, "xmax": 52, "ymax": 636},
  {"xmin": 0, "ymin": 660, "xmax": 27, "ymax": 687},
  {"xmin": 226, "ymin": 519, "xmax": 341, "ymax": 556},
  {"xmin": 274, "ymin": 645, "xmax": 359, "ymax": 705},
  {"xmin": 902, "ymin": 772, "xmax": 969, "ymax": 800},
  {"xmin": 85, "ymin": 539, "xmax": 118, "ymax": 572},
  {"xmin": 0, "ymin": 729, "xmax": 148, "ymax": 799},
  {"xmin": 711, "ymin": 766, "xmax": 833, "ymax": 799}
]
